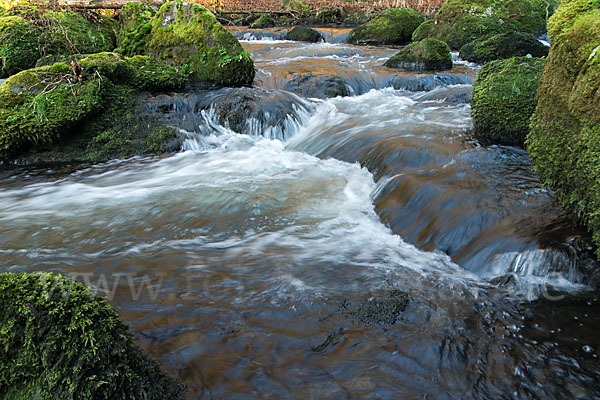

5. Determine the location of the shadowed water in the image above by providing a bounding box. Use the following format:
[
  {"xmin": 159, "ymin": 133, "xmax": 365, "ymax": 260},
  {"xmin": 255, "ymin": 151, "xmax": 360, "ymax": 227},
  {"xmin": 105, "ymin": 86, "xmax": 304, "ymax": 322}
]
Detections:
[{"xmin": 0, "ymin": 36, "xmax": 599, "ymax": 398}]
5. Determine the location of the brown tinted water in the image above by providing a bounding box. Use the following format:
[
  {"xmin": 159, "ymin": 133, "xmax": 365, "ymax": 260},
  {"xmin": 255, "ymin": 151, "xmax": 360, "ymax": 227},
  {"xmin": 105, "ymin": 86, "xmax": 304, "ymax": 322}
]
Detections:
[{"xmin": 1, "ymin": 31, "xmax": 599, "ymax": 398}]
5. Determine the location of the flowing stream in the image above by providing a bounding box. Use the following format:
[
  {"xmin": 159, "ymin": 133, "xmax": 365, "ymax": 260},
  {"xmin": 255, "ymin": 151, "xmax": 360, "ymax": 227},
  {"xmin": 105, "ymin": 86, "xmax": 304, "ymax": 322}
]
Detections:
[{"xmin": 1, "ymin": 28, "xmax": 599, "ymax": 398}]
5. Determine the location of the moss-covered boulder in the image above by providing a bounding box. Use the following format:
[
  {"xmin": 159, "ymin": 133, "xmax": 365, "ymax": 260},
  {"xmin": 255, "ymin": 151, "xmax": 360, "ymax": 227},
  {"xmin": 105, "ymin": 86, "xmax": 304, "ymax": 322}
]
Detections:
[
  {"xmin": 249, "ymin": 14, "xmax": 274, "ymax": 29},
  {"xmin": 527, "ymin": 0, "xmax": 600, "ymax": 257},
  {"xmin": 125, "ymin": 1, "xmax": 254, "ymax": 87},
  {"xmin": 0, "ymin": 52, "xmax": 186, "ymax": 161},
  {"xmin": 423, "ymin": 0, "xmax": 559, "ymax": 49},
  {"xmin": 0, "ymin": 272, "xmax": 185, "ymax": 399},
  {"xmin": 347, "ymin": 8, "xmax": 424, "ymax": 46},
  {"xmin": 459, "ymin": 31, "xmax": 549, "ymax": 63},
  {"xmin": 411, "ymin": 18, "xmax": 434, "ymax": 41},
  {"xmin": 384, "ymin": 38, "xmax": 452, "ymax": 71},
  {"xmin": 0, "ymin": 5, "xmax": 116, "ymax": 78},
  {"xmin": 285, "ymin": 26, "xmax": 323, "ymax": 42},
  {"xmin": 472, "ymin": 56, "xmax": 545, "ymax": 147},
  {"xmin": 116, "ymin": 1, "xmax": 155, "ymax": 53}
]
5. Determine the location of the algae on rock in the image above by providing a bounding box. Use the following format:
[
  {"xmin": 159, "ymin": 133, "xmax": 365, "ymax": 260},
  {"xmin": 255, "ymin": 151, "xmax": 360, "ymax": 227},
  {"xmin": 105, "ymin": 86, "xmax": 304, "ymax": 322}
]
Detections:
[
  {"xmin": 347, "ymin": 8, "xmax": 424, "ymax": 46},
  {"xmin": 384, "ymin": 38, "xmax": 453, "ymax": 71},
  {"xmin": 527, "ymin": 0, "xmax": 600, "ymax": 256},
  {"xmin": 0, "ymin": 272, "xmax": 185, "ymax": 400},
  {"xmin": 459, "ymin": 31, "xmax": 549, "ymax": 63},
  {"xmin": 472, "ymin": 56, "xmax": 545, "ymax": 147}
]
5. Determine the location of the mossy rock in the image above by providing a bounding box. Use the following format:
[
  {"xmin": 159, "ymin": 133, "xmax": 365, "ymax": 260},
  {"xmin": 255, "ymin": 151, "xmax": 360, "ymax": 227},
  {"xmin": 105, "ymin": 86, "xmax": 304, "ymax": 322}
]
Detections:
[
  {"xmin": 472, "ymin": 56, "xmax": 545, "ymax": 147},
  {"xmin": 116, "ymin": 1, "xmax": 155, "ymax": 53},
  {"xmin": 132, "ymin": 1, "xmax": 254, "ymax": 87},
  {"xmin": 384, "ymin": 38, "xmax": 453, "ymax": 71},
  {"xmin": 285, "ymin": 26, "xmax": 323, "ymax": 42},
  {"xmin": 459, "ymin": 31, "xmax": 549, "ymax": 63},
  {"xmin": 527, "ymin": 0, "xmax": 600, "ymax": 257},
  {"xmin": 0, "ymin": 52, "xmax": 187, "ymax": 160},
  {"xmin": 249, "ymin": 14, "xmax": 274, "ymax": 28},
  {"xmin": 312, "ymin": 8, "xmax": 341, "ymax": 24},
  {"xmin": 424, "ymin": 0, "xmax": 559, "ymax": 49},
  {"xmin": 347, "ymin": 8, "xmax": 424, "ymax": 46},
  {"xmin": 0, "ymin": 272, "xmax": 185, "ymax": 400},
  {"xmin": 0, "ymin": 5, "xmax": 116, "ymax": 78},
  {"xmin": 411, "ymin": 18, "xmax": 434, "ymax": 41}
]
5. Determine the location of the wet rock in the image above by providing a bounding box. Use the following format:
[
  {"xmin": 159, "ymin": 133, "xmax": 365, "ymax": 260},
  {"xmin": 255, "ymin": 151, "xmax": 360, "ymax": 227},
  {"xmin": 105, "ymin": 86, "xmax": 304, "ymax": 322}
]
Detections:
[
  {"xmin": 284, "ymin": 73, "xmax": 349, "ymax": 99},
  {"xmin": 234, "ymin": 29, "xmax": 282, "ymax": 41},
  {"xmin": 121, "ymin": 1, "xmax": 255, "ymax": 87},
  {"xmin": 385, "ymin": 38, "xmax": 453, "ymax": 72},
  {"xmin": 0, "ymin": 5, "xmax": 116, "ymax": 78},
  {"xmin": 472, "ymin": 56, "xmax": 545, "ymax": 147},
  {"xmin": 285, "ymin": 26, "xmax": 323, "ymax": 43},
  {"xmin": 0, "ymin": 272, "xmax": 185, "ymax": 399},
  {"xmin": 149, "ymin": 87, "xmax": 314, "ymax": 140},
  {"xmin": 391, "ymin": 73, "xmax": 474, "ymax": 92},
  {"xmin": 528, "ymin": 0, "xmax": 600, "ymax": 257},
  {"xmin": 418, "ymin": 0, "xmax": 559, "ymax": 49},
  {"xmin": 459, "ymin": 32, "xmax": 549, "ymax": 64},
  {"xmin": 347, "ymin": 8, "xmax": 424, "ymax": 46},
  {"xmin": 0, "ymin": 52, "xmax": 186, "ymax": 162}
]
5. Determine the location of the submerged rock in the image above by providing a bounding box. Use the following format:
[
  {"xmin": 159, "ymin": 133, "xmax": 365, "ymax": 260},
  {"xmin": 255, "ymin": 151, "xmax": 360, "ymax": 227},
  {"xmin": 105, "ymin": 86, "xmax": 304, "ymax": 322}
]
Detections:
[
  {"xmin": 0, "ymin": 5, "xmax": 116, "ymax": 78},
  {"xmin": 347, "ymin": 8, "xmax": 424, "ymax": 46},
  {"xmin": 284, "ymin": 73, "xmax": 349, "ymax": 98},
  {"xmin": 340, "ymin": 289, "xmax": 410, "ymax": 326},
  {"xmin": 285, "ymin": 26, "xmax": 323, "ymax": 43},
  {"xmin": 417, "ymin": 0, "xmax": 559, "ymax": 49},
  {"xmin": 0, "ymin": 272, "xmax": 185, "ymax": 399},
  {"xmin": 384, "ymin": 38, "xmax": 452, "ymax": 71},
  {"xmin": 121, "ymin": 1, "xmax": 255, "ymax": 87},
  {"xmin": 527, "ymin": 0, "xmax": 600, "ymax": 257},
  {"xmin": 459, "ymin": 32, "xmax": 549, "ymax": 64},
  {"xmin": 472, "ymin": 56, "xmax": 545, "ymax": 147},
  {"xmin": 0, "ymin": 52, "xmax": 186, "ymax": 162},
  {"xmin": 391, "ymin": 73, "xmax": 474, "ymax": 91}
]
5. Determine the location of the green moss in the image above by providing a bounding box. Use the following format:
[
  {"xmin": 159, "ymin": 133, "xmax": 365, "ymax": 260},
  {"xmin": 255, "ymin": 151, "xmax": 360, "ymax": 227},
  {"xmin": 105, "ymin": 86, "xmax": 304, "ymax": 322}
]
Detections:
[
  {"xmin": 117, "ymin": 1, "xmax": 155, "ymax": 54},
  {"xmin": 472, "ymin": 56, "xmax": 545, "ymax": 147},
  {"xmin": 527, "ymin": 0, "xmax": 600, "ymax": 256},
  {"xmin": 424, "ymin": 0, "xmax": 559, "ymax": 49},
  {"xmin": 384, "ymin": 38, "xmax": 453, "ymax": 71},
  {"xmin": 347, "ymin": 8, "xmax": 424, "ymax": 46},
  {"xmin": 312, "ymin": 8, "xmax": 341, "ymax": 24},
  {"xmin": 0, "ymin": 272, "xmax": 185, "ymax": 399},
  {"xmin": 0, "ymin": 6, "xmax": 117, "ymax": 78},
  {"xmin": 285, "ymin": 26, "xmax": 323, "ymax": 42},
  {"xmin": 459, "ymin": 31, "xmax": 549, "ymax": 63},
  {"xmin": 0, "ymin": 65, "xmax": 105, "ymax": 155},
  {"xmin": 249, "ymin": 14, "xmax": 274, "ymax": 28},
  {"xmin": 411, "ymin": 18, "xmax": 434, "ymax": 41},
  {"xmin": 0, "ymin": 16, "xmax": 40, "ymax": 78},
  {"xmin": 130, "ymin": 1, "xmax": 255, "ymax": 87},
  {"xmin": 0, "ymin": 52, "xmax": 186, "ymax": 159}
]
